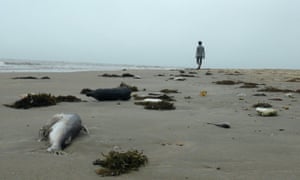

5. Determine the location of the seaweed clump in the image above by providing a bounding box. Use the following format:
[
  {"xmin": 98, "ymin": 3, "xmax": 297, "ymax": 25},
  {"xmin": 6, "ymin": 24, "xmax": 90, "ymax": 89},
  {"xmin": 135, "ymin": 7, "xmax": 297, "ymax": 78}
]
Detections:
[
  {"xmin": 80, "ymin": 88, "xmax": 93, "ymax": 95},
  {"xmin": 93, "ymin": 150, "xmax": 148, "ymax": 176},
  {"xmin": 240, "ymin": 82, "xmax": 259, "ymax": 88},
  {"xmin": 135, "ymin": 101, "xmax": 175, "ymax": 110},
  {"xmin": 252, "ymin": 102, "xmax": 272, "ymax": 108},
  {"xmin": 205, "ymin": 71, "xmax": 213, "ymax": 75},
  {"xmin": 160, "ymin": 89, "xmax": 179, "ymax": 93},
  {"xmin": 119, "ymin": 82, "xmax": 138, "ymax": 92},
  {"xmin": 257, "ymin": 86, "xmax": 295, "ymax": 93},
  {"xmin": 4, "ymin": 93, "xmax": 56, "ymax": 109},
  {"xmin": 12, "ymin": 76, "xmax": 50, "ymax": 80},
  {"xmin": 214, "ymin": 80, "xmax": 240, "ymax": 85},
  {"xmin": 12, "ymin": 76, "xmax": 38, "ymax": 79},
  {"xmin": 286, "ymin": 78, "xmax": 300, "ymax": 82},
  {"xmin": 5, "ymin": 93, "xmax": 82, "ymax": 109},
  {"xmin": 100, "ymin": 73, "xmax": 137, "ymax": 78},
  {"xmin": 55, "ymin": 95, "xmax": 81, "ymax": 102}
]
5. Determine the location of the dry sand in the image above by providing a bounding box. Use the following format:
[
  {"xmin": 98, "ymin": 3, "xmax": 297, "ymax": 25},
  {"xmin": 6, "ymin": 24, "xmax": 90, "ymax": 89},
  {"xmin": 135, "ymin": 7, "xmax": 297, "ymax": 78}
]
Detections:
[{"xmin": 0, "ymin": 69, "xmax": 299, "ymax": 180}]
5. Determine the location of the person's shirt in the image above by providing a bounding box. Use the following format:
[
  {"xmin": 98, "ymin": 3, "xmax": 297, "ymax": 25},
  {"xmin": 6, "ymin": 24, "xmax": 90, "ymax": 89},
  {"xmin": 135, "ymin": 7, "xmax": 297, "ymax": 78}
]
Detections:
[{"xmin": 196, "ymin": 45, "xmax": 205, "ymax": 58}]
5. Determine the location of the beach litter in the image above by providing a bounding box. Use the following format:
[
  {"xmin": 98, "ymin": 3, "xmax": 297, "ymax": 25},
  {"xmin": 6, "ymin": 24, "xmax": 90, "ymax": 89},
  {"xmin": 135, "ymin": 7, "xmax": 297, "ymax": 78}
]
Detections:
[
  {"xmin": 93, "ymin": 150, "xmax": 148, "ymax": 176},
  {"xmin": 256, "ymin": 107, "xmax": 278, "ymax": 116},
  {"xmin": 200, "ymin": 90, "xmax": 207, "ymax": 96}
]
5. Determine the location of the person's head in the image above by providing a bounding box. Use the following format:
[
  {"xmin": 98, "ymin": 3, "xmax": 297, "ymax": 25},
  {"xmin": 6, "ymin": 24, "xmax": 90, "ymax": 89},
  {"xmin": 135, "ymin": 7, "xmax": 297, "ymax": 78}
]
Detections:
[{"xmin": 198, "ymin": 41, "xmax": 202, "ymax": 45}]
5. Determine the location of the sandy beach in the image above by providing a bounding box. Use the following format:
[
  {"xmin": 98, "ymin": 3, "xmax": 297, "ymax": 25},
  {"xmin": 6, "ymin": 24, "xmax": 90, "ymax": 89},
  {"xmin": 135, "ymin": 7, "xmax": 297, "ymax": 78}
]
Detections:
[{"xmin": 0, "ymin": 69, "xmax": 300, "ymax": 180}]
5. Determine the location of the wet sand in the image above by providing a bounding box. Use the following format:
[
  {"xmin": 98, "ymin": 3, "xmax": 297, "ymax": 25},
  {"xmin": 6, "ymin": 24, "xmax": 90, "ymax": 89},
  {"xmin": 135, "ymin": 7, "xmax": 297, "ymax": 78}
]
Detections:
[{"xmin": 0, "ymin": 69, "xmax": 299, "ymax": 179}]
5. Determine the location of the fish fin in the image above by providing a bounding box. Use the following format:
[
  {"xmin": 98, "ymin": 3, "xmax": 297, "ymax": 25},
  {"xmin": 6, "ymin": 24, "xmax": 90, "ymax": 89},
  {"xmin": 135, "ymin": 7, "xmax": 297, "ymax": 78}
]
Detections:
[
  {"xmin": 39, "ymin": 127, "xmax": 53, "ymax": 141},
  {"xmin": 81, "ymin": 125, "xmax": 89, "ymax": 134},
  {"xmin": 64, "ymin": 136, "xmax": 72, "ymax": 145},
  {"xmin": 54, "ymin": 151, "xmax": 67, "ymax": 155}
]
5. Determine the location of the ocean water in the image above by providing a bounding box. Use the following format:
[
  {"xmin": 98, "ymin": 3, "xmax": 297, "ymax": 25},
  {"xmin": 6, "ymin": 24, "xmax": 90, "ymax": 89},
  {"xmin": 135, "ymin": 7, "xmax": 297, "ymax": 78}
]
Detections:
[{"xmin": 0, "ymin": 59, "xmax": 168, "ymax": 72}]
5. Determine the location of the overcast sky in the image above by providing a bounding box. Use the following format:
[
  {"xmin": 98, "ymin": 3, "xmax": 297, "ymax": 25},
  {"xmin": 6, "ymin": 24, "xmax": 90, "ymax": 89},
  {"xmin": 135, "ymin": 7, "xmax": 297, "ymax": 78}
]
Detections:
[{"xmin": 0, "ymin": 0, "xmax": 299, "ymax": 69}]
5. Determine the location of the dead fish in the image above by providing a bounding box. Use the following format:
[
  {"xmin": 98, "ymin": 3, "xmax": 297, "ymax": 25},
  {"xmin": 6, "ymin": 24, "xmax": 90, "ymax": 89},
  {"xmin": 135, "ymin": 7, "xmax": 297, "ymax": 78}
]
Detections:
[
  {"xmin": 39, "ymin": 113, "xmax": 88, "ymax": 152},
  {"xmin": 207, "ymin": 122, "xmax": 231, "ymax": 129},
  {"xmin": 86, "ymin": 87, "xmax": 131, "ymax": 101}
]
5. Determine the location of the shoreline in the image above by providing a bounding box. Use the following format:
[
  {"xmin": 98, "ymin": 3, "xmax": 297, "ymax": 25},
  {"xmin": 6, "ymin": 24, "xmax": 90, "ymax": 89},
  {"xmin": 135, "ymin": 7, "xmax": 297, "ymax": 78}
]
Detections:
[{"xmin": 1, "ymin": 69, "xmax": 299, "ymax": 179}]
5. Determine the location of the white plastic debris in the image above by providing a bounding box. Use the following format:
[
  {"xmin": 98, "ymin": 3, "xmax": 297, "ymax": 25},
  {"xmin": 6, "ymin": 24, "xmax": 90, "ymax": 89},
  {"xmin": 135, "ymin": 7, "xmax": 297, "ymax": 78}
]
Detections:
[{"xmin": 256, "ymin": 107, "xmax": 278, "ymax": 116}]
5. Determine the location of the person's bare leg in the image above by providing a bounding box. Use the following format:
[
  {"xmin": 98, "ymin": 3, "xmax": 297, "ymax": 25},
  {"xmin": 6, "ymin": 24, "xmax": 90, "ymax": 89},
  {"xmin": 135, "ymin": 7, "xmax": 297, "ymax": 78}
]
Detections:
[
  {"xmin": 196, "ymin": 57, "xmax": 200, "ymax": 69},
  {"xmin": 197, "ymin": 57, "xmax": 202, "ymax": 69}
]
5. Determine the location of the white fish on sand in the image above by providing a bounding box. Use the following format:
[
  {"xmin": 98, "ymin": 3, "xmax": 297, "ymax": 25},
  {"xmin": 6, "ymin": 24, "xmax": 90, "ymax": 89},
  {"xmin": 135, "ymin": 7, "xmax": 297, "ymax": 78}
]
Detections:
[{"xmin": 39, "ymin": 113, "xmax": 88, "ymax": 152}]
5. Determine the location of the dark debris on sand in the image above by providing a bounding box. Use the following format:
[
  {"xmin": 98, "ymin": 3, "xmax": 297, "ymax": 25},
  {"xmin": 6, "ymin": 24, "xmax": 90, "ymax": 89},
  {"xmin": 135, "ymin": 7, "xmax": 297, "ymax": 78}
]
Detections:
[
  {"xmin": 257, "ymin": 86, "xmax": 297, "ymax": 93},
  {"xmin": 80, "ymin": 88, "xmax": 93, "ymax": 95},
  {"xmin": 253, "ymin": 93, "xmax": 267, "ymax": 96},
  {"xmin": 224, "ymin": 71, "xmax": 243, "ymax": 76},
  {"xmin": 81, "ymin": 83, "xmax": 139, "ymax": 95},
  {"xmin": 55, "ymin": 95, "xmax": 82, "ymax": 103},
  {"xmin": 93, "ymin": 150, "xmax": 148, "ymax": 177},
  {"xmin": 132, "ymin": 94, "xmax": 175, "ymax": 101},
  {"xmin": 4, "ymin": 93, "xmax": 82, "ymax": 109},
  {"xmin": 4, "ymin": 93, "xmax": 56, "ymax": 109},
  {"xmin": 119, "ymin": 82, "xmax": 139, "ymax": 92},
  {"xmin": 100, "ymin": 73, "xmax": 137, "ymax": 78},
  {"xmin": 12, "ymin": 76, "xmax": 50, "ymax": 80},
  {"xmin": 214, "ymin": 80, "xmax": 241, "ymax": 85},
  {"xmin": 207, "ymin": 122, "xmax": 231, "ymax": 129},
  {"xmin": 135, "ymin": 101, "xmax": 175, "ymax": 110},
  {"xmin": 214, "ymin": 80, "xmax": 261, "ymax": 88},
  {"xmin": 205, "ymin": 71, "xmax": 213, "ymax": 75},
  {"xmin": 252, "ymin": 102, "xmax": 272, "ymax": 108},
  {"xmin": 160, "ymin": 89, "xmax": 179, "ymax": 93},
  {"xmin": 286, "ymin": 78, "xmax": 300, "ymax": 82},
  {"xmin": 239, "ymin": 82, "xmax": 259, "ymax": 88}
]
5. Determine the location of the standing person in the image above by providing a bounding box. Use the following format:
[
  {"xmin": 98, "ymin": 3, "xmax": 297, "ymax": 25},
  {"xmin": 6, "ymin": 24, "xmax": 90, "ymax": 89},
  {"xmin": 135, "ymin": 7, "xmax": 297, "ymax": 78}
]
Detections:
[{"xmin": 195, "ymin": 41, "xmax": 205, "ymax": 69}]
